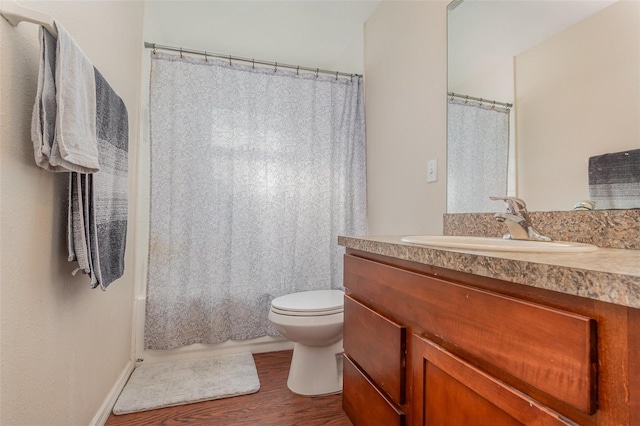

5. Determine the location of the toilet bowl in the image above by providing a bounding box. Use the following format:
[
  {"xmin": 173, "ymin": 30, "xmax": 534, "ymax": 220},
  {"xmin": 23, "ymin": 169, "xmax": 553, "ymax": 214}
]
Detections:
[{"xmin": 268, "ymin": 289, "xmax": 345, "ymax": 396}]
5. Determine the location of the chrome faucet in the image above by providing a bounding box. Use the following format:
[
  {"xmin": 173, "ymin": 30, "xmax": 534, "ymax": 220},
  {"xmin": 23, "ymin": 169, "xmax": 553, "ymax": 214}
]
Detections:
[{"xmin": 490, "ymin": 196, "xmax": 552, "ymax": 241}]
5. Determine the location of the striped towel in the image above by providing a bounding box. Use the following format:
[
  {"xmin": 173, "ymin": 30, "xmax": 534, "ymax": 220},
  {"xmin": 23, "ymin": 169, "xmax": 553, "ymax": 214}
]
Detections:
[
  {"xmin": 32, "ymin": 22, "xmax": 128, "ymax": 289},
  {"xmin": 86, "ymin": 69, "xmax": 128, "ymax": 289},
  {"xmin": 588, "ymin": 149, "xmax": 640, "ymax": 210}
]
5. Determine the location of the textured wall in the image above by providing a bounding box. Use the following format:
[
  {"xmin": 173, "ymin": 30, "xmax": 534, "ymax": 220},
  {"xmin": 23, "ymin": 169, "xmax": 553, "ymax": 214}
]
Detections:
[{"xmin": 0, "ymin": 1, "xmax": 143, "ymax": 424}]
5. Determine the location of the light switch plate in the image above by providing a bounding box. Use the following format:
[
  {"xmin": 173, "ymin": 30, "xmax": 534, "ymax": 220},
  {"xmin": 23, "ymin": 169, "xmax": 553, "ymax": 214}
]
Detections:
[{"xmin": 427, "ymin": 159, "xmax": 438, "ymax": 183}]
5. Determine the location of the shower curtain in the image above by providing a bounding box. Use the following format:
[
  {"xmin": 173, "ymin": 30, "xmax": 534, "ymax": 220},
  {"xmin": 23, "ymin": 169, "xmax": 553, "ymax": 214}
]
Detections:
[
  {"xmin": 447, "ymin": 98, "xmax": 510, "ymax": 213},
  {"xmin": 145, "ymin": 52, "xmax": 366, "ymax": 350}
]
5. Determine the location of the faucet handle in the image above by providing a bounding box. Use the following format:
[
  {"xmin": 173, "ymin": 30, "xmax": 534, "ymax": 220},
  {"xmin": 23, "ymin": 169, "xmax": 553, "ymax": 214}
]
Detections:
[
  {"xmin": 490, "ymin": 196, "xmax": 528, "ymax": 214},
  {"xmin": 490, "ymin": 197, "xmax": 551, "ymax": 241}
]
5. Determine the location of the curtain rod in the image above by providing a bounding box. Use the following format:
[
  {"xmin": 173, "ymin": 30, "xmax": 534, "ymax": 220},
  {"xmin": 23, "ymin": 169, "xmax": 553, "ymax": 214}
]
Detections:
[
  {"xmin": 448, "ymin": 92, "xmax": 512, "ymax": 108},
  {"xmin": 144, "ymin": 42, "xmax": 362, "ymax": 79}
]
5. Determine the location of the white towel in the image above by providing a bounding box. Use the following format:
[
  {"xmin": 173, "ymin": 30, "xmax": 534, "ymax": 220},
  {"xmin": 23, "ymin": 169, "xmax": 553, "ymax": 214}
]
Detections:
[{"xmin": 32, "ymin": 22, "xmax": 99, "ymax": 173}]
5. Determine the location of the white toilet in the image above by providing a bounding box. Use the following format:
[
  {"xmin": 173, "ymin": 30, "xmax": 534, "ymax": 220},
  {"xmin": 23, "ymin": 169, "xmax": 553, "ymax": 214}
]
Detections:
[{"xmin": 268, "ymin": 289, "xmax": 345, "ymax": 396}]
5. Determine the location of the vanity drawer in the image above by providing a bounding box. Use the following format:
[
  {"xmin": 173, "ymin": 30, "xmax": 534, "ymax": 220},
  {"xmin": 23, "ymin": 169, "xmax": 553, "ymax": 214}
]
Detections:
[
  {"xmin": 344, "ymin": 295, "xmax": 406, "ymax": 404},
  {"xmin": 344, "ymin": 254, "xmax": 598, "ymax": 414},
  {"xmin": 343, "ymin": 355, "xmax": 405, "ymax": 426}
]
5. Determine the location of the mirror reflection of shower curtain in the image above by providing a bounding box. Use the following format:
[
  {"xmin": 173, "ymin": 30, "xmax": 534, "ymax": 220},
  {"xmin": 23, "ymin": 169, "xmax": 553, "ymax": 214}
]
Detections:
[
  {"xmin": 447, "ymin": 99, "xmax": 510, "ymax": 213},
  {"xmin": 145, "ymin": 53, "xmax": 366, "ymax": 350}
]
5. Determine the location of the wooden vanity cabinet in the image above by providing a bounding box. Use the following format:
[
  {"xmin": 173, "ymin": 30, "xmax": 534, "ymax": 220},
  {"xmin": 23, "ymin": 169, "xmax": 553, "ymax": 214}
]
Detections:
[{"xmin": 342, "ymin": 249, "xmax": 640, "ymax": 426}]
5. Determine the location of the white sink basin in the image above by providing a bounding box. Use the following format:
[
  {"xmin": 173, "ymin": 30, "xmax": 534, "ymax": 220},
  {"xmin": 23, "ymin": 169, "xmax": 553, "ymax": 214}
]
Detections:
[{"xmin": 400, "ymin": 235, "xmax": 598, "ymax": 253}]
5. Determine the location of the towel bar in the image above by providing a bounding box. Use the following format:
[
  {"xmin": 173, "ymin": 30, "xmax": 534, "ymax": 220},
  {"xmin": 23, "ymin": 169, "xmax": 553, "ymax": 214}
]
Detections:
[{"xmin": 0, "ymin": 0, "xmax": 57, "ymax": 37}]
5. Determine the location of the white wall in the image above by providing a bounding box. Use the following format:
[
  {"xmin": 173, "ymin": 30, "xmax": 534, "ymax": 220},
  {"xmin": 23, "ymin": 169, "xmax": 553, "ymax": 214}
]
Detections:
[
  {"xmin": 143, "ymin": 0, "xmax": 378, "ymax": 74},
  {"xmin": 515, "ymin": 0, "xmax": 640, "ymax": 211},
  {"xmin": 364, "ymin": 0, "xmax": 448, "ymax": 235},
  {"xmin": 0, "ymin": 1, "xmax": 143, "ymax": 424}
]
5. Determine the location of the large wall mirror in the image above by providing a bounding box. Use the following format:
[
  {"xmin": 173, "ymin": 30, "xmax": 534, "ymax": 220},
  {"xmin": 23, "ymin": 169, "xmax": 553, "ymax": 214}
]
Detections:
[{"xmin": 447, "ymin": 0, "xmax": 639, "ymax": 213}]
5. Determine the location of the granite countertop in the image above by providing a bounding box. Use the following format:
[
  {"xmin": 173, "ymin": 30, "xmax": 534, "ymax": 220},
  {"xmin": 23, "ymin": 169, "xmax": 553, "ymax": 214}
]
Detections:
[{"xmin": 338, "ymin": 235, "xmax": 640, "ymax": 310}]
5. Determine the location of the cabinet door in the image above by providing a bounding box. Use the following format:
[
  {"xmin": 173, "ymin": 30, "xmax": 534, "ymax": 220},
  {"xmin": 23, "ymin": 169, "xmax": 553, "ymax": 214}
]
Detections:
[{"xmin": 411, "ymin": 334, "xmax": 577, "ymax": 426}]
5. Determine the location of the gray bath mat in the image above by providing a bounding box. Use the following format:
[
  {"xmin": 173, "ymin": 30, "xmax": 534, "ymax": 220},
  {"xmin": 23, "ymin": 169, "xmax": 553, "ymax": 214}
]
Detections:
[{"xmin": 112, "ymin": 352, "xmax": 260, "ymax": 415}]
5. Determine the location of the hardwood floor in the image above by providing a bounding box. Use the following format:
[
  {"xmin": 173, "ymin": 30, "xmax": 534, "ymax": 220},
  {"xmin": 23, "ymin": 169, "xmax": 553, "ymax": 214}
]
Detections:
[{"xmin": 105, "ymin": 351, "xmax": 352, "ymax": 425}]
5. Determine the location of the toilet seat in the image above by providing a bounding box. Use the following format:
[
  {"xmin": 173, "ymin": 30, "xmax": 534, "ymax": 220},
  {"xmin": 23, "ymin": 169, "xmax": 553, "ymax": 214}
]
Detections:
[
  {"xmin": 270, "ymin": 306, "xmax": 343, "ymax": 316},
  {"xmin": 271, "ymin": 289, "xmax": 344, "ymax": 317}
]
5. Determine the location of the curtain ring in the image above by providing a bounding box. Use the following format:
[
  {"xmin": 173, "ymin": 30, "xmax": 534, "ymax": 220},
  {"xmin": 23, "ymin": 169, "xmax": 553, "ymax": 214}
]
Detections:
[
  {"xmin": 252, "ymin": 59, "xmax": 255, "ymax": 69},
  {"xmin": 152, "ymin": 44, "xmax": 157, "ymax": 55},
  {"xmin": 179, "ymin": 47, "xmax": 183, "ymax": 59},
  {"xmin": 315, "ymin": 68, "xmax": 319, "ymax": 78},
  {"xmin": 335, "ymin": 70, "xmax": 339, "ymax": 80},
  {"xmin": 492, "ymin": 100, "xmax": 496, "ymax": 109},
  {"xmin": 464, "ymin": 95, "xmax": 468, "ymax": 104},
  {"xmin": 204, "ymin": 51, "xmax": 208, "ymax": 62},
  {"xmin": 296, "ymin": 66, "xmax": 299, "ymax": 75},
  {"xmin": 229, "ymin": 55, "xmax": 232, "ymax": 66},
  {"xmin": 274, "ymin": 62, "xmax": 278, "ymax": 72}
]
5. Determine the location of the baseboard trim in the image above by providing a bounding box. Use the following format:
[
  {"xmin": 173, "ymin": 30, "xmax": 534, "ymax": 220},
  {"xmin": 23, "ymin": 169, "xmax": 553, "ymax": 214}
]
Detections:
[
  {"xmin": 90, "ymin": 360, "xmax": 134, "ymax": 426},
  {"xmin": 138, "ymin": 336, "xmax": 294, "ymax": 365}
]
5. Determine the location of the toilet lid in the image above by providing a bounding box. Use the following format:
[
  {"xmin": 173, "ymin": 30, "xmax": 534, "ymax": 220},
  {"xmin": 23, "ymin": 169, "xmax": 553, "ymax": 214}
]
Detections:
[{"xmin": 271, "ymin": 289, "xmax": 344, "ymax": 316}]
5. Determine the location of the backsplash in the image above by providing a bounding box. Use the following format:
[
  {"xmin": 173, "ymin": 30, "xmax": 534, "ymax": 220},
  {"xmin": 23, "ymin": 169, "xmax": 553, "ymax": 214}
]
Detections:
[{"xmin": 443, "ymin": 209, "xmax": 640, "ymax": 250}]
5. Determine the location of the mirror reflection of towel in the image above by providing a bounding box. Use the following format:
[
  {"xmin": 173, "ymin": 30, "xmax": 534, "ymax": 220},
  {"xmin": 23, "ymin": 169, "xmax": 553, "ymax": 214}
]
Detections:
[{"xmin": 588, "ymin": 149, "xmax": 640, "ymax": 209}]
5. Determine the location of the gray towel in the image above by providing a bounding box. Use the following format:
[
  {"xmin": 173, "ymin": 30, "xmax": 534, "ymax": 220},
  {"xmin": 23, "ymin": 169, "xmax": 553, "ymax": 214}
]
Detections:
[
  {"xmin": 69, "ymin": 70, "xmax": 128, "ymax": 290},
  {"xmin": 89, "ymin": 69, "xmax": 128, "ymax": 289},
  {"xmin": 588, "ymin": 149, "xmax": 640, "ymax": 209},
  {"xmin": 67, "ymin": 173, "xmax": 91, "ymax": 274}
]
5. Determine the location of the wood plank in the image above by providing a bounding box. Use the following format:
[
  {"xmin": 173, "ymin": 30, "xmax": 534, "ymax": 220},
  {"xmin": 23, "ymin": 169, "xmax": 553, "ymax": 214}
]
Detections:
[
  {"xmin": 105, "ymin": 351, "xmax": 351, "ymax": 426},
  {"xmin": 344, "ymin": 295, "xmax": 406, "ymax": 404},
  {"xmin": 344, "ymin": 254, "xmax": 598, "ymax": 414}
]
